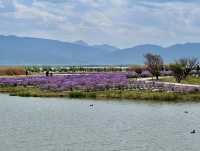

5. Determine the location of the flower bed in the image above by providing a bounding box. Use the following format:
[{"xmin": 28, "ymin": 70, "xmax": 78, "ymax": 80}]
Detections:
[
  {"xmin": 0, "ymin": 73, "xmax": 129, "ymax": 91},
  {"xmin": 0, "ymin": 73, "xmax": 200, "ymax": 93}
]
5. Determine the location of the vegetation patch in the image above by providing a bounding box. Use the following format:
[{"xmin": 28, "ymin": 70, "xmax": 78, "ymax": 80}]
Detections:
[
  {"xmin": 160, "ymin": 76, "xmax": 200, "ymax": 85},
  {"xmin": 1, "ymin": 85, "xmax": 200, "ymax": 102}
]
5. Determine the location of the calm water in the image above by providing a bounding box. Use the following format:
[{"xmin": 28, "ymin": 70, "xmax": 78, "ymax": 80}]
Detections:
[{"xmin": 0, "ymin": 94, "xmax": 200, "ymax": 151}]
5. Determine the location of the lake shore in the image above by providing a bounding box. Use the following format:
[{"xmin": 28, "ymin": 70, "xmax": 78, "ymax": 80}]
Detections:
[{"xmin": 1, "ymin": 85, "xmax": 200, "ymax": 102}]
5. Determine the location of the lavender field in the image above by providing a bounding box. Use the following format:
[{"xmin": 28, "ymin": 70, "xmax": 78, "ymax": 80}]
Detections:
[
  {"xmin": 0, "ymin": 72, "xmax": 200, "ymax": 95},
  {"xmin": 0, "ymin": 73, "xmax": 129, "ymax": 92}
]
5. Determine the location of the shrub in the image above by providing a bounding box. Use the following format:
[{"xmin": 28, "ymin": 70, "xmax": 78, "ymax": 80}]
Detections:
[{"xmin": 69, "ymin": 91, "xmax": 86, "ymax": 98}]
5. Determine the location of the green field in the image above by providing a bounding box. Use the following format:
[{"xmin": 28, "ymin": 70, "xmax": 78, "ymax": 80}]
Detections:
[{"xmin": 160, "ymin": 76, "xmax": 200, "ymax": 85}]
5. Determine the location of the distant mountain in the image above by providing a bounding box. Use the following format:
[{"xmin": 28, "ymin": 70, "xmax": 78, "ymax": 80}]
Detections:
[
  {"xmin": 100, "ymin": 43, "xmax": 200, "ymax": 64},
  {"xmin": 73, "ymin": 40, "xmax": 89, "ymax": 46},
  {"xmin": 0, "ymin": 35, "xmax": 200, "ymax": 65},
  {"xmin": 164, "ymin": 43, "xmax": 200, "ymax": 62},
  {"xmin": 93, "ymin": 44, "xmax": 118, "ymax": 52},
  {"xmin": 100, "ymin": 44, "xmax": 164, "ymax": 64},
  {"xmin": 0, "ymin": 35, "xmax": 110, "ymax": 65},
  {"xmin": 73, "ymin": 40, "xmax": 118, "ymax": 52}
]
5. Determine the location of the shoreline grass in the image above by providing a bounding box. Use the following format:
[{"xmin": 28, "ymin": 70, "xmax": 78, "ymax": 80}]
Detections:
[{"xmin": 1, "ymin": 85, "xmax": 200, "ymax": 102}]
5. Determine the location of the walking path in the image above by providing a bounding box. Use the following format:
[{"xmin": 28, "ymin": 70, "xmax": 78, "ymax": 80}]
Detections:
[{"xmin": 137, "ymin": 76, "xmax": 200, "ymax": 88}]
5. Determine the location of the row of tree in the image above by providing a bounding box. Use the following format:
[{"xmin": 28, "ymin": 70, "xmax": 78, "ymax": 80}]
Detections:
[
  {"xmin": 144, "ymin": 53, "xmax": 199, "ymax": 83},
  {"xmin": 25, "ymin": 66, "xmax": 128, "ymax": 73}
]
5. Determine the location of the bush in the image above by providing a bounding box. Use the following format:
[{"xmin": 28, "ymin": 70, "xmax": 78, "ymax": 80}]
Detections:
[{"xmin": 69, "ymin": 91, "xmax": 86, "ymax": 98}]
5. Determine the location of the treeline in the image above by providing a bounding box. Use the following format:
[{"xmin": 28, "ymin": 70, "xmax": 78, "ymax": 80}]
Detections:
[
  {"xmin": 0, "ymin": 54, "xmax": 199, "ymax": 82},
  {"xmin": 143, "ymin": 53, "xmax": 199, "ymax": 83},
  {"xmin": 0, "ymin": 65, "xmax": 129, "ymax": 75},
  {"xmin": 25, "ymin": 66, "xmax": 128, "ymax": 73}
]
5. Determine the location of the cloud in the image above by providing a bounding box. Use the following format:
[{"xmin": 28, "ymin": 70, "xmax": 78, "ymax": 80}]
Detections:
[{"xmin": 1, "ymin": 0, "xmax": 200, "ymax": 48}]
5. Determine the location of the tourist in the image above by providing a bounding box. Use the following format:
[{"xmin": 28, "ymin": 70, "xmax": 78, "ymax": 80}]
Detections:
[{"xmin": 46, "ymin": 71, "xmax": 49, "ymax": 77}]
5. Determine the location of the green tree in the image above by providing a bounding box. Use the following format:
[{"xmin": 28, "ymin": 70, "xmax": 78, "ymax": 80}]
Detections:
[{"xmin": 170, "ymin": 63, "xmax": 185, "ymax": 83}]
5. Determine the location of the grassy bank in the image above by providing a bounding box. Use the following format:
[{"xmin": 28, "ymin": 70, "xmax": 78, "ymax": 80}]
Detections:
[
  {"xmin": 160, "ymin": 76, "xmax": 200, "ymax": 85},
  {"xmin": 1, "ymin": 85, "xmax": 200, "ymax": 102}
]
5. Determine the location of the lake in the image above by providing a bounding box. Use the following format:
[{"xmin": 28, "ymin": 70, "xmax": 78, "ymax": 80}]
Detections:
[{"xmin": 0, "ymin": 94, "xmax": 200, "ymax": 151}]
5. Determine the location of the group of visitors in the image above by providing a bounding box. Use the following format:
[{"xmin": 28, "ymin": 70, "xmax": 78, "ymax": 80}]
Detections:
[
  {"xmin": 45, "ymin": 71, "xmax": 53, "ymax": 77},
  {"xmin": 25, "ymin": 70, "xmax": 53, "ymax": 77}
]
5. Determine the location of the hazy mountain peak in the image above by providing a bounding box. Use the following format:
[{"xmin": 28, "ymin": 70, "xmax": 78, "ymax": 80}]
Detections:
[
  {"xmin": 133, "ymin": 44, "xmax": 163, "ymax": 49},
  {"xmin": 93, "ymin": 44, "xmax": 119, "ymax": 52},
  {"xmin": 73, "ymin": 40, "xmax": 89, "ymax": 46}
]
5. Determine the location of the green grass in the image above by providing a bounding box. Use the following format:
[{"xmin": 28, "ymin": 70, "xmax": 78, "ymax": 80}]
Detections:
[
  {"xmin": 1, "ymin": 85, "xmax": 200, "ymax": 102},
  {"xmin": 160, "ymin": 76, "xmax": 200, "ymax": 85},
  {"xmin": 0, "ymin": 85, "xmax": 69, "ymax": 97}
]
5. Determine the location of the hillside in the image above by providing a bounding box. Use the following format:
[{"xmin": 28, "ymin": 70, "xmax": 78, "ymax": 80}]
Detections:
[{"xmin": 0, "ymin": 35, "xmax": 200, "ymax": 65}]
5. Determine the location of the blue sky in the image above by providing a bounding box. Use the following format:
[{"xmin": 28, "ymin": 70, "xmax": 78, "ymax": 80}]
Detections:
[{"xmin": 0, "ymin": 0, "xmax": 200, "ymax": 48}]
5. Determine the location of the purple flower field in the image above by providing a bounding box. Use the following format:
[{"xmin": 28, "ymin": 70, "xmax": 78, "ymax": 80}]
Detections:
[
  {"xmin": 0, "ymin": 73, "xmax": 129, "ymax": 91},
  {"xmin": 0, "ymin": 72, "xmax": 199, "ymax": 93}
]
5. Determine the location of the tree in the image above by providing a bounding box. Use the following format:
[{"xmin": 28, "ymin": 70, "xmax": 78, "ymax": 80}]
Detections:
[
  {"xmin": 144, "ymin": 53, "xmax": 164, "ymax": 80},
  {"xmin": 181, "ymin": 58, "xmax": 198, "ymax": 79},
  {"xmin": 170, "ymin": 63, "xmax": 185, "ymax": 83},
  {"xmin": 170, "ymin": 57, "xmax": 198, "ymax": 83},
  {"xmin": 134, "ymin": 67, "xmax": 144, "ymax": 75}
]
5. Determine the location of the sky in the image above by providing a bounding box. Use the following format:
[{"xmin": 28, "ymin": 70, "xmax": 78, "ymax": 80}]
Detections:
[{"xmin": 1, "ymin": 0, "xmax": 200, "ymax": 48}]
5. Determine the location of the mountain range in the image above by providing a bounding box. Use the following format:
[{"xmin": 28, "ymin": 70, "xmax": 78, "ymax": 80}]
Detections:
[{"xmin": 0, "ymin": 35, "xmax": 200, "ymax": 65}]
